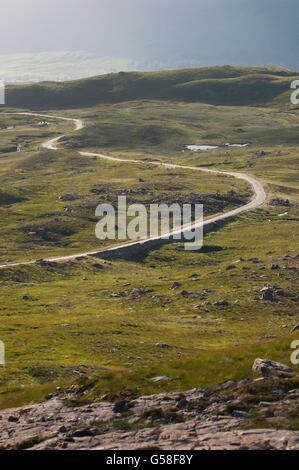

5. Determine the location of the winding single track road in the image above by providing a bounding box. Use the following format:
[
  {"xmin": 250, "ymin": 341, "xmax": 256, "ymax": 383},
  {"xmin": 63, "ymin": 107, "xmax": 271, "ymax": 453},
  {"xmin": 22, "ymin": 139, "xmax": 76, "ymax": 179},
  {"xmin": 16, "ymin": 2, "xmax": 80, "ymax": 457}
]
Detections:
[{"xmin": 0, "ymin": 112, "xmax": 267, "ymax": 269}]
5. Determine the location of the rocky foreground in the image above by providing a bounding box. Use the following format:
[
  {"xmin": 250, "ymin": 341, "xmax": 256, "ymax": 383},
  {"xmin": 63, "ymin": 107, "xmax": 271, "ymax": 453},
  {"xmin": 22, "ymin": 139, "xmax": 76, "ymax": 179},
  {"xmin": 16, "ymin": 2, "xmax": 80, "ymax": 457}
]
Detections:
[{"xmin": 0, "ymin": 359, "xmax": 298, "ymax": 450}]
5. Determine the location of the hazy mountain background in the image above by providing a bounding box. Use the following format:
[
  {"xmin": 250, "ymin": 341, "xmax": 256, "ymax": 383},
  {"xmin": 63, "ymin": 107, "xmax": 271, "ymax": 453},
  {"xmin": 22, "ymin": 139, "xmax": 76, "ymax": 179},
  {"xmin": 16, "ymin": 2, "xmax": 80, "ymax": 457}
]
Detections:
[
  {"xmin": 0, "ymin": 51, "xmax": 203, "ymax": 83},
  {"xmin": 0, "ymin": 0, "xmax": 298, "ymax": 82}
]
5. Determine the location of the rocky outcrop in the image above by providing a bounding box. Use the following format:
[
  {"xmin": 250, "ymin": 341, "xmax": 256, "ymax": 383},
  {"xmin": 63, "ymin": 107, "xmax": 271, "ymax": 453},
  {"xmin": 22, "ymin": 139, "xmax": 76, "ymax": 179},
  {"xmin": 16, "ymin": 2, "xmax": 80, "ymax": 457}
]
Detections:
[
  {"xmin": 252, "ymin": 358, "xmax": 293, "ymax": 375},
  {"xmin": 269, "ymin": 198, "xmax": 290, "ymax": 207},
  {"xmin": 0, "ymin": 363, "xmax": 298, "ymax": 450}
]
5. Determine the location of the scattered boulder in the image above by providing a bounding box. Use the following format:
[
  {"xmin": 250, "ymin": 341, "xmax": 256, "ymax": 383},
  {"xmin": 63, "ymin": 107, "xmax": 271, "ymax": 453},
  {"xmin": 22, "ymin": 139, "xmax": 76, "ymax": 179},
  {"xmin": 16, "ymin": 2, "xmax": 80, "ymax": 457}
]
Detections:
[
  {"xmin": 171, "ymin": 282, "xmax": 182, "ymax": 290},
  {"xmin": 260, "ymin": 286, "xmax": 274, "ymax": 301},
  {"xmin": 270, "ymin": 264, "xmax": 280, "ymax": 270},
  {"xmin": 269, "ymin": 198, "xmax": 290, "ymax": 207},
  {"xmin": 130, "ymin": 288, "xmax": 144, "ymax": 299},
  {"xmin": 248, "ymin": 257, "xmax": 260, "ymax": 263},
  {"xmin": 58, "ymin": 194, "xmax": 81, "ymax": 202},
  {"xmin": 93, "ymin": 263, "xmax": 103, "ymax": 269},
  {"xmin": 276, "ymin": 289, "xmax": 285, "ymax": 297},
  {"xmin": 202, "ymin": 288, "xmax": 212, "ymax": 294},
  {"xmin": 110, "ymin": 292, "xmax": 124, "ymax": 298},
  {"xmin": 155, "ymin": 343, "xmax": 171, "ymax": 349},
  {"xmin": 214, "ymin": 300, "xmax": 229, "ymax": 307},
  {"xmin": 252, "ymin": 358, "xmax": 293, "ymax": 376},
  {"xmin": 180, "ymin": 290, "xmax": 191, "ymax": 297},
  {"xmin": 226, "ymin": 265, "xmax": 236, "ymax": 271}
]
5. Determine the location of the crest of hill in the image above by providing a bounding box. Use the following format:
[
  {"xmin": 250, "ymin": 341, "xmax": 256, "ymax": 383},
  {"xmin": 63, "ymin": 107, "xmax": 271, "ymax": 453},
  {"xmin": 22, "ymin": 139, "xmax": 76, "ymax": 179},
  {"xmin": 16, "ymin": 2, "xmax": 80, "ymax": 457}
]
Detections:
[{"xmin": 4, "ymin": 65, "xmax": 299, "ymax": 110}]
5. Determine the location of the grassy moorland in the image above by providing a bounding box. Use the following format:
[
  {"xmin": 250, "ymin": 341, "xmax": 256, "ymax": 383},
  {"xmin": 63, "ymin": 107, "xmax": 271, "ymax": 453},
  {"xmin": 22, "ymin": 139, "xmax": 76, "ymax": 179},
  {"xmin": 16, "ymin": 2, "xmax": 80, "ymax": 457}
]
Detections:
[
  {"xmin": 0, "ymin": 119, "xmax": 250, "ymax": 263},
  {"xmin": 5, "ymin": 65, "xmax": 299, "ymax": 109},
  {"xmin": 0, "ymin": 66, "xmax": 298, "ymax": 413}
]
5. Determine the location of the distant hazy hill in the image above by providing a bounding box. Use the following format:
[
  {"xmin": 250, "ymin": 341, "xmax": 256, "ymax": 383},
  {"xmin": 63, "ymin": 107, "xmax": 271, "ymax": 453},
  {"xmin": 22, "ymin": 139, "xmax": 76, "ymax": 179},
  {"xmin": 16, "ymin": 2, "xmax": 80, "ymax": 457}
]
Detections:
[
  {"xmin": 0, "ymin": 51, "xmax": 141, "ymax": 83},
  {"xmin": 4, "ymin": 66, "xmax": 298, "ymax": 110}
]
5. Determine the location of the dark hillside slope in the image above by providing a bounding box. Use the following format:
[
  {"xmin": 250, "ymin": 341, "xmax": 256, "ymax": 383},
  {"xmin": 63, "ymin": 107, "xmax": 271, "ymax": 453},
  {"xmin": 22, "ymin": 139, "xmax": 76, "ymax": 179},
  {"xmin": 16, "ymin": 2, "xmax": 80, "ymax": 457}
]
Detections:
[{"xmin": 4, "ymin": 66, "xmax": 298, "ymax": 110}]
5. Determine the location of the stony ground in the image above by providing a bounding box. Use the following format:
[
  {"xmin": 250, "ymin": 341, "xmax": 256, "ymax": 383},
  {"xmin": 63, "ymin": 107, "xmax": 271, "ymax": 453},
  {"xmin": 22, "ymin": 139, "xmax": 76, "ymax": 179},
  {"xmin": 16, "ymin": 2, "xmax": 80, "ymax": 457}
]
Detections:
[{"xmin": 0, "ymin": 360, "xmax": 298, "ymax": 450}]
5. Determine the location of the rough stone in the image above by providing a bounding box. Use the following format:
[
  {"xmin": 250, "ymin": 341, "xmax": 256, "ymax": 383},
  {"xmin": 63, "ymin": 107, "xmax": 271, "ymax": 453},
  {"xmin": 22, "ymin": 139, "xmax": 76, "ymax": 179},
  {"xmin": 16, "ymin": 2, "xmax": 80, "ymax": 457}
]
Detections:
[
  {"xmin": 214, "ymin": 300, "xmax": 229, "ymax": 307},
  {"xmin": 0, "ymin": 369, "xmax": 298, "ymax": 450},
  {"xmin": 171, "ymin": 282, "xmax": 182, "ymax": 290},
  {"xmin": 260, "ymin": 286, "xmax": 274, "ymax": 301},
  {"xmin": 252, "ymin": 358, "xmax": 293, "ymax": 375}
]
